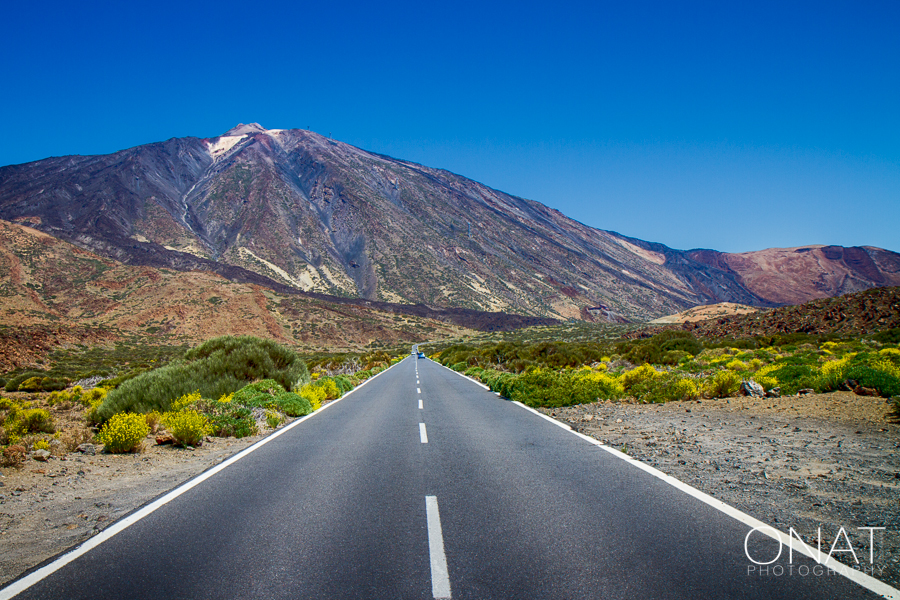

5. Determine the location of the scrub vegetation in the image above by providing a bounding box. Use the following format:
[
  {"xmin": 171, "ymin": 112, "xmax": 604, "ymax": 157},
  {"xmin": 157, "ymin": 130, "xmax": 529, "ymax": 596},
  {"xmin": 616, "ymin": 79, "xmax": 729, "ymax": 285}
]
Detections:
[
  {"xmin": 430, "ymin": 330, "xmax": 900, "ymax": 414},
  {"xmin": 0, "ymin": 336, "xmax": 406, "ymax": 460}
]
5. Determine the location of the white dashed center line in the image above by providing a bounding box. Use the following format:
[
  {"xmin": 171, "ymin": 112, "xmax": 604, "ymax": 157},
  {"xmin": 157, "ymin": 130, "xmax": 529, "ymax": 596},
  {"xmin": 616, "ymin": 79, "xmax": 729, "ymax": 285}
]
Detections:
[
  {"xmin": 425, "ymin": 496, "xmax": 451, "ymax": 599},
  {"xmin": 419, "ymin": 423, "xmax": 428, "ymax": 444},
  {"xmin": 419, "ymin": 398, "xmax": 423, "ymax": 409}
]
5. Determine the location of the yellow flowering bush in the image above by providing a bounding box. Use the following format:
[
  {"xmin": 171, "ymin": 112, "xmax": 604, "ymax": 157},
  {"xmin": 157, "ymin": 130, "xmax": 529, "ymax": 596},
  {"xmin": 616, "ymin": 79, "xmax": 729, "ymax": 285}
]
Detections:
[
  {"xmin": 320, "ymin": 379, "xmax": 340, "ymax": 400},
  {"xmin": 671, "ymin": 377, "xmax": 700, "ymax": 400},
  {"xmin": 161, "ymin": 409, "xmax": 208, "ymax": 447},
  {"xmin": 702, "ymin": 370, "xmax": 741, "ymax": 398},
  {"xmin": 265, "ymin": 409, "xmax": 284, "ymax": 429},
  {"xmin": 821, "ymin": 341, "xmax": 839, "ymax": 354},
  {"xmin": 97, "ymin": 413, "xmax": 149, "ymax": 453},
  {"xmin": 170, "ymin": 392, "xmax": 202, "ymax": 412},
  {"xmin": 81, "ymin": 387, "xmax": 107, "ymax": 408},
  {"xmin": 755, "ymin": 375, "xmax": 778, "ymax": 391},
  {"xmin": 299, "ymin": 383, "xmax": 326, "ymax": 411},
  {"xmin": 33, "ymin": 439, "xmax": 51, "ymax": 452},
  {"xmin": 879, "ymin": 347, "xmax": 900, "ymax": 360},
  {"xmin": 870, "ymin": 357, "xmax": 900, "ymax": 379},
  {"xmin": 217, "ymin": 393, "xmax": 234, "ymax": 404},
  {"xmin": 619, "ymin": 364, "xmax": 660, "ymax": 391},
  {"xmin": 577, "ymin": 370, "xmax": 625, "ymax": 396},
  {"xmin": 821, "ymin": 354, "xmax": 855, "ymax": 376}
]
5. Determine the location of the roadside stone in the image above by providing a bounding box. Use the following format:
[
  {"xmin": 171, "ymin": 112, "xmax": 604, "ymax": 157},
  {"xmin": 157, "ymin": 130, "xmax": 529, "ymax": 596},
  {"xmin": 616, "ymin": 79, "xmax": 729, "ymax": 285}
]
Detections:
[
  {"xmin": 76, "ymin": 444, "xmax": 96, "ymax": 455},
  {"xmin": 155, "ymin": 435, "xmax": 175, "ymax": 446},
  {"xmin": 740, "ymin": 380, "xmax": 765, "ymax": 398},
  {"xmin": 31, "ymin": 450, "xmax": 51, "ymax": 462},
  {"xmin": 853, "ymin": 385, "xmax": 879, "ymax": 397}
]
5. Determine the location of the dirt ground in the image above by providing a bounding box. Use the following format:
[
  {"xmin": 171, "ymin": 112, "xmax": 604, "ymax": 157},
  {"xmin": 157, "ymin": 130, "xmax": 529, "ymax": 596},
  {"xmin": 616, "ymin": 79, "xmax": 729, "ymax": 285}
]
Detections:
[
  {"xmin": 1, "ymin": 391, "xmax": 898, "ymax": 591},
  {"xmin": 542, "ymin": 391, "xmax": 900, "ymax": 589}
]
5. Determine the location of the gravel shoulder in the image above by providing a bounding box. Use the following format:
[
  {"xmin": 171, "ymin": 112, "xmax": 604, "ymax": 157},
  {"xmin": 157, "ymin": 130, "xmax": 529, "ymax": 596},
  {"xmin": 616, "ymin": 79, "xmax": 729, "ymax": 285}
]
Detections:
[{"xmin": 541, "ymin": 391, "xmax": 900, "ymax": 589}]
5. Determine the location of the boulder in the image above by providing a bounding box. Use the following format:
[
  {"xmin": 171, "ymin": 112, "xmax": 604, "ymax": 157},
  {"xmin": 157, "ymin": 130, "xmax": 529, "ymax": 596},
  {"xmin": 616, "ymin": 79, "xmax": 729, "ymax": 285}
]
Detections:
[
  {"xmin": 765, "ymin": 387, "xmax": 781, "ymax": 398},
  {"xmin": 155, "ymin": 434, "xmax": 175, "ymax": 445},
  {"xmin": 853, "ymin": 385, "xmax": 879, "ymax": 397},
  {"xmin": 740, "ymin": 380, "xmax": 765, "ymax": 398},
  {"xmin": 32, "ymin": 449, "xmax": 51, "ymax": 462}
]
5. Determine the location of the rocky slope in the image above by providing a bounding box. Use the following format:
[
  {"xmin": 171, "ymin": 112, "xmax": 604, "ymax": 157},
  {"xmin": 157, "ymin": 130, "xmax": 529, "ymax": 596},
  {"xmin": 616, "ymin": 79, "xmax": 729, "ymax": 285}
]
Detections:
[
  {"xmin": 1, "ymin": 123, "xmax": 898, "ymax": 320},
  {"xmin": 676, "ymin": 287, "xmax": 900, "ymax": 339},
  {"xmin": 0, "ymin": 220, "xmax": 484, "ymax": 368}
]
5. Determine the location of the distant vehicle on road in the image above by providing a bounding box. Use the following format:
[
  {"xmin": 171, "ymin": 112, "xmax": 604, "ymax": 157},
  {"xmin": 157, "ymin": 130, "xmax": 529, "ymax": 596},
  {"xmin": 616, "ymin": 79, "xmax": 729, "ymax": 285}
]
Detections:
[{"xmin": 417, "ymin": 352, "xmax": 425, "ymax": 359}]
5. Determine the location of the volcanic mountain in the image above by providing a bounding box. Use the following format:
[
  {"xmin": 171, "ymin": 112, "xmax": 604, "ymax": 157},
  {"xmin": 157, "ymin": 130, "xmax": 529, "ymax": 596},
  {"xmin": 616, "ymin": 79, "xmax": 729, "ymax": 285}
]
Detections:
[{"xmin": 1, "ymin": 123, "xmax": 897, "ymax": 321}]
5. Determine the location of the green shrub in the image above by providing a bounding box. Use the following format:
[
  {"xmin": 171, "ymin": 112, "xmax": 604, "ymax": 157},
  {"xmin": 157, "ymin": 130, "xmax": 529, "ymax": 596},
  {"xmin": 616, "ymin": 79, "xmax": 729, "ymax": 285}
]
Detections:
[
  {"xmin": 39, "ymin": 377, "xmax": 68, "ymax": 392},
  {"xmin": 760, "ymin": 364, "xmax": 818, "ymax": 395},
  {"xmin": 629, "ymin": 374, "xmax": 700, "ymax": 403},
  {"xmin": 234, "ymin": 379, "xmax": 286, "ymax": 407},
  {"xmin": 505, "ymin": 368, "xmax": 624, "ymax": 408},
  {"xmin": 96, "ymin": 413, "xmax": 149, "ymax": 453},
  {"xmin": 872, "ymin": 328, "xmax": 900, "ymax": 345},
  {"xmin": 207, "ymin": 404, "xmax": 257, "ymax": 438},
  {"xmin": 618, "ymin": 332, "xmax": 702, "ymax": 365},
  {"xmin": 97, "ymin": 337, "xmax": 308, "ymax": 421},
  {"xmin": 272, "ymin": 392, "xmax": 313, "ymax": 417},
  {"xmin": 16, "ymin": 377, "xmax": 42, "ymax": 392},
  {"xmin": 5, "ymin": 372, "xmax": 44, "ymax": 392},
  {"xmin": 841, "ymin": 365, "xmax": 900, "ymax": 397},
  {"xmin": 450, "ymin": 362, "xmax": 468, "ymax": 372}
]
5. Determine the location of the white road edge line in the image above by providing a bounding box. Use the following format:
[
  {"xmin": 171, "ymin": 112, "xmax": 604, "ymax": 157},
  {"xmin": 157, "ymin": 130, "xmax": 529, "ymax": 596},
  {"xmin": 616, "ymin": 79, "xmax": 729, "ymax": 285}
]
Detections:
[
  {"xmin": 426, "ymin": 496, "xmax": 452, "ymax": 599},
  {"xmin": 0, "ymin": 358, "xmax": 408, "ymax": 600},
  {"xmin": 420, "ymin": 422, "xmax": 429, "ymax": 444},
  {"xmin": 433, "ymin": 361, "xmax": 899, "ymax": 600}
]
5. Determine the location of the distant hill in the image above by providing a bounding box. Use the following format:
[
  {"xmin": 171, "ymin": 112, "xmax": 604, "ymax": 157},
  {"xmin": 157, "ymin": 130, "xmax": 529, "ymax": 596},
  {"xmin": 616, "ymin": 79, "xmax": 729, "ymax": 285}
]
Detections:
[
  {"xmin": 1, "ymin": 123, "xmax": 898, "ymax": 320},
  {"xmin": 678, "ymin": 286, "xmax": 900, "ymax": 339},
  {"xmin": 649, "ymin": 302, "xmax": 759, "ymax": 324}
]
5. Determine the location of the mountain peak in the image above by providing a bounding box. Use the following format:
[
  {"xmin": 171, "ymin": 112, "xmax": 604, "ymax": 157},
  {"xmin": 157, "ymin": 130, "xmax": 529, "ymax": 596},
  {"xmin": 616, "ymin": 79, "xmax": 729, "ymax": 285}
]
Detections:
[{"xmin": 223, "ymin": 123, "xmax": 268, "ymax": 136}]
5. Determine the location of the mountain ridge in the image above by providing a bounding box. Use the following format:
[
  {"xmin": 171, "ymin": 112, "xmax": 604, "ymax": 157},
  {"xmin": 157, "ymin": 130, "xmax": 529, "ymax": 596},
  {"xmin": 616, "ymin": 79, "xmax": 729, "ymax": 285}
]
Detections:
[{"xmin": 1, "ymin": 124, "xmax": 898, "ymax": 320}]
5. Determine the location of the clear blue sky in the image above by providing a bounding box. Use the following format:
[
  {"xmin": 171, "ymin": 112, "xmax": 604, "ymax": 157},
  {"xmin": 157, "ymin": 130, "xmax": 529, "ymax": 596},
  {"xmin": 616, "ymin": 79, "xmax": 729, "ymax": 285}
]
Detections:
[{"xmin": 2, "ymin": 0, "xmax": 897, "ymax": 253}]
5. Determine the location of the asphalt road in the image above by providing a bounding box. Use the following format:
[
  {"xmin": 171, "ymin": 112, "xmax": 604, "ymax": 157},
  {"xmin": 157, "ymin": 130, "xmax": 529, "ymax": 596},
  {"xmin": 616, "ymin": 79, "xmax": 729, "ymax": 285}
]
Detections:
[{"xmin": 3, "ymin": 357, "xmax": 887, "ymax": 599}]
